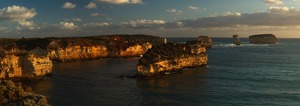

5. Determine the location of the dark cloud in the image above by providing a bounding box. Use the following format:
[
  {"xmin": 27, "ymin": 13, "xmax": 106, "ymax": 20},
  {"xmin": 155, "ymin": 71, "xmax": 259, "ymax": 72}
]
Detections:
[{"xmin": 180, "ymin": 7, "xmax": 300, "ymax": 28}]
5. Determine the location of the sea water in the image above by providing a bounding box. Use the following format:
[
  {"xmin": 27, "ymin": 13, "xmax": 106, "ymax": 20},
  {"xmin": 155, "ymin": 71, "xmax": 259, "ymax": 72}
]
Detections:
[{"xmin": 28, "ymin": 38, "xmax": 300, "ymax": 105}]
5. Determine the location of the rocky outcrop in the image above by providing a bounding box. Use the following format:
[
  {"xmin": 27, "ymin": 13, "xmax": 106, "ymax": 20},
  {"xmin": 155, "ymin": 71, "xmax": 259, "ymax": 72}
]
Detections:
[
  {"xmin": 0, "ymin": 48, "xmax": 53, "ymax": 80},
  {"xmin": 186, "ymin": 36, "xmax": 213, "ymax": 48},
  {"xmin": 233, "ymin": 35, "xmax": 241, "ymax": 45},
  {"xmin": 136, "ymin": 43, "xmax": 208, "ymax": 77},
  {"xmin": 249, "ymin": 34, "xmax": 278, "ymax": 44},
  {"xmin": 0, "ymin": 80, "xmax": 49, "ymax": 106}
]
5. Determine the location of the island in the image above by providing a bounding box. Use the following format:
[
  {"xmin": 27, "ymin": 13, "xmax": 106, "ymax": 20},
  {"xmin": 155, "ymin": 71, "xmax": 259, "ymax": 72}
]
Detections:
[{"xmin": 249, "ymin": 34, "xmax": 278, "ymax": 44}]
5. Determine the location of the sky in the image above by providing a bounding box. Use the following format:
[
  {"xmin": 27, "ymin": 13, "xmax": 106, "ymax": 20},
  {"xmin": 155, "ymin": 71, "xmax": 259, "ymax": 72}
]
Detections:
[{"xmin": 1, "ymin": 0, "xmax": 300, "ymax": 38}]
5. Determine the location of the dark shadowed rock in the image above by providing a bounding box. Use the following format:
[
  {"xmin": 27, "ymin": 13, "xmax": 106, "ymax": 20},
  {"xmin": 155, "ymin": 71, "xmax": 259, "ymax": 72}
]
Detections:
[
  {"xmin": 137, "ymin": 43, "xmax": 208, "ymax": 77},
  {"xmin": 249, "ymin": 34, "xmax": 278, "ymax": 44},
  {"xmin": 233, "ymin": 35, "xmax": 241, "ymax": 45},
  {"xmin": 186, "ymin": 36, "xmax": 213, "ymax": 48},
  {"xmin": 0, "ymin": 80, "xmax": 49, "ymax": 106}
]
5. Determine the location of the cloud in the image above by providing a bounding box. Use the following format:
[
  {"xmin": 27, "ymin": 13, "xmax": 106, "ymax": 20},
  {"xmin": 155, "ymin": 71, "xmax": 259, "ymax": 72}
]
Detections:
[
  {"xmin": 121, "ymin": 19, "xmax": 166, "ymax": 28},
  {"xmin": 188, "ymin": 6, "xmax": 199, "ymax": 11},
  {"xmin": 86, "ymin": 2, "xmax": 97, "ymax": 9},
  {"xmin": 62, "ymin": 2, "xmax": 76, "ymax": 9},
  {"xmin": 0, "ymin": 5, "xmax": 37, "ymax": 21},
  {"xmin": 268, "ymin": 6, "xmax": 289, "ymax": 12},
  {"xmin": 59, "ymin": 22, "xmax": 78, "ymax": 29},
  {"xmin": 179, "ymin": 6, "xmax": 300, "ymax": 28},
  {"xmin": 64, "ymin": 18, "xmax": 82, "ymax": 22},
  {"xmin": 263, "ymin": 0, "xmax": 283, "ymax": 5},
  {"xmin": 19, "ymin": 21, "xmax": 34, "ymax": 27},
  {"xmin": 91, "ymin": 13, "xmax": 105, "ymax": 17},
  {"xmin": 166, "ymin": 9, "xmax": 183, "ymax": 15},
  {"xmin": 18, "ymin": 21, "xmax": 41, "ymax": 30},
  {"xmin": 222, "ymin": 12, "xmax": 242, "ymax": 16},
  {"xmin": 97, "ymin": 0, "xmax": 143, "ymax": 4},
  {"xmin": 83, "ymin": 22, "xmax": 111, "ymax": 27}
]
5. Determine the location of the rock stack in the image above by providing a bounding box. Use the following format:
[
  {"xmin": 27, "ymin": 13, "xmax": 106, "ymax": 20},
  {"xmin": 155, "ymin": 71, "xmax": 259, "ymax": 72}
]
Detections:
[{"xmin": 233, "ymin": 35, "xmax": 241, "ymax": 45}]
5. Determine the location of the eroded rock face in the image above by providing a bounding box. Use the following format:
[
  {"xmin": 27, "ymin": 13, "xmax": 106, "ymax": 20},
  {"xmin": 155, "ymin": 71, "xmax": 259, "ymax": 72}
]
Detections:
[
  {"xmin": 119, "ymin": 42, "xmax": 152, "ymax": 57},
  {"xmin": 48, "ymin": 44, "xmax": 109, "ymax": 62},
  {"xmin": 233, "ymin": 35, "xmax": 241, "ymax": 45},
  {"xmin": 0, "ymin": 80, "xmax": 49, "ymax": 106},
  {"xmin": 249, "ymin": 34, "xmax": 278, "ymax": 44},
  {"xmin": 137, "ymin": 43, "xmax": 208, "ymax": 77},
  {"xmin": 0, "ymin": 48, "xmax": 52, "ymax": 79}
]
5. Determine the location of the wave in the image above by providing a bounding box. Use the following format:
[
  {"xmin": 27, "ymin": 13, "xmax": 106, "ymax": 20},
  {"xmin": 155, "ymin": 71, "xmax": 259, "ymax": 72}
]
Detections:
[{"xmin": 213, "ymin": 42, "xmax": 271, "ymax": 48}]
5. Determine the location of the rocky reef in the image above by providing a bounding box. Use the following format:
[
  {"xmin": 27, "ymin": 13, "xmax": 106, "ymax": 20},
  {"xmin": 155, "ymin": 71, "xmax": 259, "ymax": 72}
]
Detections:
[
  {"xmin": 233, "ymin": 35, "xmax": 241, "ymax": 45},
  {"xmin": 249, "ymin": 34, "xmax": 278, "ymax": 44},
  {"xmin": 186, "ymin": 36, "xmax": 213, "ymax": 48},
  {"xmin": 0, "ymin": 80, "xmax": 49, "ymax": 106},
  {"xmin": 136, "ymin": 42, "xmax": 208, "ymax": 77}
]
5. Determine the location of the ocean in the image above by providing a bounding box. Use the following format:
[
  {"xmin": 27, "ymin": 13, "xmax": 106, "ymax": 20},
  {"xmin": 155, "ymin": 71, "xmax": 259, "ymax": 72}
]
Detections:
[{"xmin": 28, "ymin": 38, "xmax": 300, "ymax": 105}]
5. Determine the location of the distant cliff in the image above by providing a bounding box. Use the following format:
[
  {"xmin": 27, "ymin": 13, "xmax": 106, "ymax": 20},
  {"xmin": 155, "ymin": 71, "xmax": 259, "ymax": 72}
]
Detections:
[
  {"xmin": 137, "ymin": 43, "xmax": 208, "ymax": 77},
  {"xmin": 249, "ymin": 34, "xmax": 278, "ymax": 44}
]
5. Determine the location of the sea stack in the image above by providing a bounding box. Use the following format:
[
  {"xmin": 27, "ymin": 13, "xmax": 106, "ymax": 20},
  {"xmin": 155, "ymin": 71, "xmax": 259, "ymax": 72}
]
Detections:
[
  {"xmin": 249, "ymin": 34, "xmax": 278, "ymax": 44},
  {"xmin": 233, "ymin": 35, "xmax": 241, "ymax": 45},
  {"xmin": 136, "ymin": 42, "xmax": 208, "ymax": 77}
]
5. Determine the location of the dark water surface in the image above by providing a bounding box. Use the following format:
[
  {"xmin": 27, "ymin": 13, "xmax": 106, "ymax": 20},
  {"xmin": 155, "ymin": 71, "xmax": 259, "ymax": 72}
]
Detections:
[{"xmin": 29, "ymin": 38, "xmax": 300, "ymax": 106}]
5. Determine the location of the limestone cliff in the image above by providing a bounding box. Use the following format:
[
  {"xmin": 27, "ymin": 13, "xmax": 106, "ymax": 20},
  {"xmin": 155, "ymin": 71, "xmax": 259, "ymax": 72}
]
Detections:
[
  {"xmin": 0, "ymin": 80, "xmax": 49, "ymax": 106},
  {"xmin": 249, "ymin": 34, "xmax": 278, "ymax": 44},
  {"xmin": 119, "ymin": 42, "xmax": 152, "ymax": 57},
  {"xmin": 137, "ymin": 43, "xmax": 208, "ymax": 77},
  {"xmin": 47, "ymin": 39, "xmax": 109, "ymax": 62},
  {"xmin": 0, "ymin": 48, "xmax": 52, "ymax": 80}
]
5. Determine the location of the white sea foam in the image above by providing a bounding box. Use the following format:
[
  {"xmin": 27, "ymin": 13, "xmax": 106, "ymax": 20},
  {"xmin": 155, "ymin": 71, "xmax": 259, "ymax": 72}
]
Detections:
[{"xmin": 213, "ymin": 42, "xmax": 270, "ymax": 48}]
